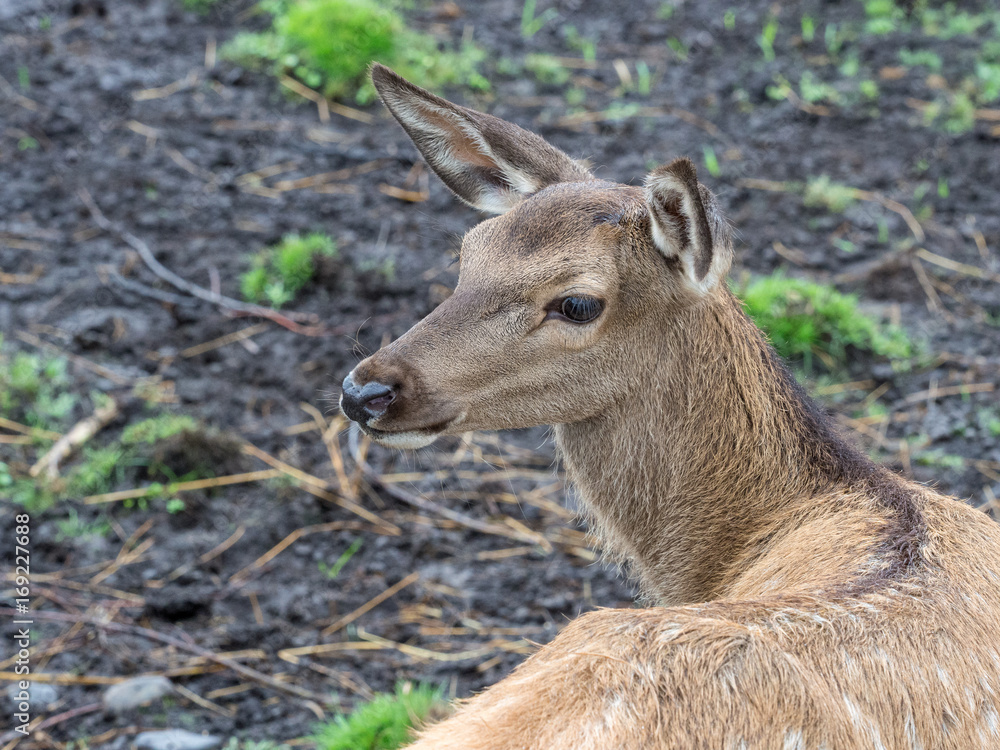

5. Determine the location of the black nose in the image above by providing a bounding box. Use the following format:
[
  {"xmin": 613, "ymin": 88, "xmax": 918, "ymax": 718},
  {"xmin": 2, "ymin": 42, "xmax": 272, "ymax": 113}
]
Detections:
[{"xmin": 341, "ymin": 374, "xmax": 396, "ymax": 424}]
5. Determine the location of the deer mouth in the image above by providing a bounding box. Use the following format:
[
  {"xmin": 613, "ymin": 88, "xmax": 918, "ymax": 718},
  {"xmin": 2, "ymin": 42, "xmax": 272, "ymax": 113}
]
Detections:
[{"xmin": 358, "ymin": 414, "xmax": 466, "ymax": 450}]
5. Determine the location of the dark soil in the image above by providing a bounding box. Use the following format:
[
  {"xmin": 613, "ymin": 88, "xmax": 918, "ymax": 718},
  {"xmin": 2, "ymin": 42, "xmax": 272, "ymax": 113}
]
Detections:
[{"xmin": 2, "ymin": 0, "xmax": 999, "ymax": 745}]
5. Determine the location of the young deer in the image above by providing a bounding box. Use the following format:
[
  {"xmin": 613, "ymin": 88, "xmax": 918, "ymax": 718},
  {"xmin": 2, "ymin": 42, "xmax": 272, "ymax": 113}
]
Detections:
[{"xmin": 339, "ymin": 64, "xmax": 1000, "ymax": 749}]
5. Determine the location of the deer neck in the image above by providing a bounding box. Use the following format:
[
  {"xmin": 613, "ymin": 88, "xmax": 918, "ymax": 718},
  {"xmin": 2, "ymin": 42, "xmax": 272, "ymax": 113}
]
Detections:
[{"xmin": 554, "ymin": 292, "xmax": 870, "ymax": 605}]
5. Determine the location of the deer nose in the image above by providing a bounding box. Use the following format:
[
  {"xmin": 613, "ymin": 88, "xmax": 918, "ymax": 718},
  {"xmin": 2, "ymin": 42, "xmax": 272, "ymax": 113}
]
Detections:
[{"xmin": 341, "ymin": 374, "xmax": 396, "ymax": 423}]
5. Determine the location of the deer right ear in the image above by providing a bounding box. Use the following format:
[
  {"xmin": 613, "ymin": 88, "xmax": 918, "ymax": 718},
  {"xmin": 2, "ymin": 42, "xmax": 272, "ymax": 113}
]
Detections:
[
  {"xmin": 645, "ymin": 158, "xmax": 731, "ymax": 294},
  {"xmin": 371, "ymin": 64, "xmax": 593, "ymax": 214}
]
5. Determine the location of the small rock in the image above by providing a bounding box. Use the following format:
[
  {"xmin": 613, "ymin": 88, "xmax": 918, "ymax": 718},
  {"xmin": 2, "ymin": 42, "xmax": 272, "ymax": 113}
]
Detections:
[
  {"xmin": 6, "ymin": 682, "xmax": 58, "ymax": 709},
  {"xmin": 133, "ymin": 729, "xmax": 223, "ymax": 750},
  {"xmin": 103, "ymin": 675, "xmax": 173, "ymax": 712}
]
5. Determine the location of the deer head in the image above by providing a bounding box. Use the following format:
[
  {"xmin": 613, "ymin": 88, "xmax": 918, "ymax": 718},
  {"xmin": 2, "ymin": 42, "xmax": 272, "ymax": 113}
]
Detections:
[{"xmin": 340, "ymin": 64, "xmax": 734, "ymax": 450}]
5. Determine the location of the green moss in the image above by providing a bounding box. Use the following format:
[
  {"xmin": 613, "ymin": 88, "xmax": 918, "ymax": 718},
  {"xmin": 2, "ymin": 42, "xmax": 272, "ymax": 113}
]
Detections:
[
  {"xmin": 121, "ymin": 415, "xmax": 197, "ymax": 445},
  {"xmin": 280, "ymin": 0, "xmax": 398, "ymax": 99},
  {"xmin": 899, "ymin": 48, "xmax": 943, "ymax": 72},
  {"xmin": 313, "ymin": 683, "xmax": 445, "ymax": 750},
  {"xmin": 915, "ymin": 449, "xmax": 965, "ymax": 470},
  {"xmin": 0, "ymin": 347, "xmax": 76, "ymax": 430},
  {"xmin": 803, "ymin": 176, "xmax": 858, "ymax": 214},
  {"xmin": 524, "ymin": 54, "xmax": 570, "ymax": 86},
  {"xmin": 221, "ymin": 0, "xmax": 488, "ymax": 103},
  {"xmin": 241, "ymin": 232, "xmax": 336, "ymax": 309},
  {"xmin": 68, "ymin": 444, "xmax": 127, "ymax": 496},
  {"xmin": 737, "ymin": 272, "xmax": 912, "ymax": 371}
]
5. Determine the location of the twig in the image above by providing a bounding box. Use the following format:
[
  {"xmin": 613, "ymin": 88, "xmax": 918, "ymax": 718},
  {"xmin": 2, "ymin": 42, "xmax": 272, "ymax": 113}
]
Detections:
[
  {"xmin": 83, "ymin": 469, "xmax": 283, "ymax": 504},
  {"xmin": 174, "ymin": 684, "xmax": 234, "ymax": 717},
  {"xmin": 271, "ymin": 160, "xmax": 388, "ymax": 191},
  {"xmin": 0, "ymin": 265, "xmax": 44, "ymax": 284},
  {"xmin": 347, "ymin": 425, "xmax": 552, "ymax": 549},
  {"xmin": 180, "ymin": 322, "xmax": 271, "ymax": 358},
  {"xmin": 904, "ymin": 383, "xmax": 994, "ymax": 403},
  {"xmin": 108, "ymin": 271, "xmax": 199, "ymax": 306},
  {"xmin": 132, "ymin": 70, "xmax": 200, "ymax": 101},
  {"xmin": 0, "ymin": 416, "xmax": 60, "ymax": 441},
  {"xmin": 241, "ymin": 442, "xmax": 401, "ymax": 534},
  {"xmin": 0, "ymin": 608, "xmax": 329, "ymax": 703},
  {"xmin": 77, "ymin": 189, "xmax": 328, "ymax": 336},
  {"xmin": 916, "ymin": 247, "xmax": 1000, "ymax": 283},
  {"xmin": 910, "ymin": 257, "xmax": 954, "ymax": 323},
  {"xmin": 228, "ymin": 520, "xmax": 370, "ymax": 585},
  {"xmin": 378, "ymin": 184, "xmax": 430, "ymax": 202},
  {"xmin": 30, "ymin": 399, "xmax": 120, "ymax": 479},
  {"xmin": 320, "ymin": 572, "xmax": 420, "ymax": 636},
  {"xmin": 279, "ymin": 75, "xmax": 373, "ymax": 123},
  {"xmin": 0, "ymin": 702, "xmax": 103, "ymax": 745}
]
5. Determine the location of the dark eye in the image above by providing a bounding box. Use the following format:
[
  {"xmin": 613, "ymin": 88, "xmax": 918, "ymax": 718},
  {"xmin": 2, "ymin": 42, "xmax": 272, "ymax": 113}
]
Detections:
[{"xmin": 558, "ymin": 296, "xmax": 603, "ymax": 323}]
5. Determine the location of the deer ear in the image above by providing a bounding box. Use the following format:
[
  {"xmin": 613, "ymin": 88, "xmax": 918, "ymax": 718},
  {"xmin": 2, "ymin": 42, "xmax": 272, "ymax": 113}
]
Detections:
[
  {"xmin": 645, "ymin": 158, "xmax": 731, "ymax": 293},
  {"xmin": 371, "ymin": 64, "xmax": 593, "ymax": 214}
]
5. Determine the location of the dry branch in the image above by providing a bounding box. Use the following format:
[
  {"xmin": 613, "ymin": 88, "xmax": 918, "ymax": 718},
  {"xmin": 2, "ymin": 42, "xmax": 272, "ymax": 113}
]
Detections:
[
  {"xmin": 30, "ymin": 399, "xmax": 120, "ymax": 479},
  {"xmin": 77, "ymin": 189, "xmax": 328, "ymax": 335},
  {"xmin": 83, "ymin": 469, "xmax": 283, "ymax": 505},
  {"xmin": 0, "ymin": 608, "xmax": 329, "ymax": 703},
  {"xmin": 320, "ymin": 572, "xmax": 420, "ymax": 636}
]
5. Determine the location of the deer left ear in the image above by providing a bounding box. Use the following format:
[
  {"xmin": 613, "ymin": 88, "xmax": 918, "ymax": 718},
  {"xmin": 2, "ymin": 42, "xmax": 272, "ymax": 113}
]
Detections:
[
  {"xmin": 371, "ymin": 63, "xmax": 593, "ymax": 214},
  {"xmin": 645, "ymin": 158, "xmax": 732, "ymax": 294}
]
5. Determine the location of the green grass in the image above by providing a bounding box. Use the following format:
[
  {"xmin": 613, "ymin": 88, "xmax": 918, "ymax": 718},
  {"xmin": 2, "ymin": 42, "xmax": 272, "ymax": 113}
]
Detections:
[
  {"xmin": 1, "ymin": 337, "xmax": 213, "ymax": 511},
  {"xmin": 751, "ymin": 1, "xmax": 1000, "ymax": 131},
  {"xmin": 803, "ymin": 175, "xmax": 858, "ymax": 214},
  {"xmin": 220, "ymin": 740, "xmax": 290, "ymax": 750},
  {"xmin": 1, "ymin": 338, "xmax": 77, "ymax": 511},
  {"xmin": 759, "ymin": 17, "xmax": 778, "ymax": 61},
  {"xmin": 914, "ymin": 449, "xmax": 965, "ymax": 470},
  {"xmin": 318, "ymin": 537, "xmax": 363, "ymax": 579},
  {"xmin": 737, "ymin": 272, "xmax": 912, "ymax": 371},
  {"xmin": 313, "ymin": 683, "xmax": 445, "ymax": 750},
  {"xmin": 66, "ymin": 413, "xmax": 204, "ymax": 504},
  {"xmin": 701, "ymin": 145, "xmax": 720, "ymax": 177},
  {"xmin": 520, "ymin": 0, "xmax": 557, "ymax": 38},
  {"xmin": 122, "ymin": 415, "xmax": 198, "ymax": 446},
  {"xmin": 221, "ymin": 0, "xmax": 488, "ymax": 103},
  {"xmin": 899, "ymin": 48, "xmax": 943, "ymax": 72},
  {"xmin": 55, "ymin": 508, "xmax": 112, "ymax": 542},
  {"xmin": 524, "ymin": 54, "xmax": 570, "ymax": 86},
  {"xmin": 181, "ymin": 0, "xmax": 221, "ymax": 12},
  {"xmin": 1, "ymin": 346, "xmax": 77, "ymax": 430},
  {"xmin": 241, "ymin": 232, "xmax": 337, "ymax": 309}
]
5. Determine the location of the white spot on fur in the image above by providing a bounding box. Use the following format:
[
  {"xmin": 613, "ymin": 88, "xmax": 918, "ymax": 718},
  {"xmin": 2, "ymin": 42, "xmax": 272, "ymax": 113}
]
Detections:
[
  {"xmin": 782, "ymin": 728, "xmax": 804, "ymax": 750},
  {"xmin": 903, "ymin": 713, "xmax": 923, "ymax": 750},
  {"xmin": 843, "ymin": 696, "xmax": 887, "ymax": 750},
  {"xmin": 984, "ymin": 705, "xmax": 999, "ymax": 736},
  {"xmin": 844, "ymin": 696, "xmax": 863, "ymax": 728},
  {"xmin": 938, "ymin": 666, "xmax": 952, "ymax": 689}
]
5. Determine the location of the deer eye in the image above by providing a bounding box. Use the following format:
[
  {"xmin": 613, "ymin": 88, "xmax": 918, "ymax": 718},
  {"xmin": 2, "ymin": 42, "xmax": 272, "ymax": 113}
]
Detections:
[{"xmin": 557, "ymin": 296, "xmax": 603, "ymax": 324}]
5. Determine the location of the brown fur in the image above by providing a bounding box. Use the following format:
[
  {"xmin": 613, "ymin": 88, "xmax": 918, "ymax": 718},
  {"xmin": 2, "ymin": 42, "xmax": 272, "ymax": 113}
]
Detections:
[{"xmin": 340, "ymin": 66, "xmax": 1000, "ymax": 749}]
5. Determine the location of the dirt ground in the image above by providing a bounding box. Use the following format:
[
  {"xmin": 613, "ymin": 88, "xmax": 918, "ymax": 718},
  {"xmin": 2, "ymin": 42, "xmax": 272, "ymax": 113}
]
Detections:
[{"xmin": 2, "ymin": 0, "xmax": 999, "ymax": 745}]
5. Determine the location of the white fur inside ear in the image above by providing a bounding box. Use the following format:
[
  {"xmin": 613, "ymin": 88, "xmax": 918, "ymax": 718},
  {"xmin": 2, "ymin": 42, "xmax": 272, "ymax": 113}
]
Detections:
[
  {"xmin": 390, "ymin": 98, "xmax": 540, "ymax": 214},
  {"xmin": 648, "ymin": 218, "xmax": 678, "ymax": 260},
  {"xmin": 645, "ymin": 173, "xmax": 722, "ymax": 296}
]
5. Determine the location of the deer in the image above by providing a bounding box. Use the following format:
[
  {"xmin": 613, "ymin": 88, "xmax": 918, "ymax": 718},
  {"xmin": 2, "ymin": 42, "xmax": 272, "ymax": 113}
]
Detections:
[{"xmin": 338, "ymin": 64, "xmax": 1000, "ymax": 749}]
